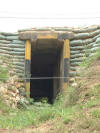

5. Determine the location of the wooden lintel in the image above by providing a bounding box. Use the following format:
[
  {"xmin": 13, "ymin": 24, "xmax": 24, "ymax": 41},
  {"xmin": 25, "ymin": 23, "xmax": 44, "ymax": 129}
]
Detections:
[{"xmin": 19, "ymin": 31, "xmax": 74, "ymax": 41}]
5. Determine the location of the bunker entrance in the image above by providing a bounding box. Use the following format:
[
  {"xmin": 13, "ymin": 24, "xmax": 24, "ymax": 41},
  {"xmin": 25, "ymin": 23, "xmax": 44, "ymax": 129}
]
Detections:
[{"xmin": 30, "ymin": 39, "xmax": 64, "ymax": 103}]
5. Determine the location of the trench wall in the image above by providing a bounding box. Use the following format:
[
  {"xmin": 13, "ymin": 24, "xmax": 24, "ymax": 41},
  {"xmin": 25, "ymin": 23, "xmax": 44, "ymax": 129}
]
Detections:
[
  {"xmin": 52, "ymin": 25, "xmax": 100, "ymax": 77},
  {"xmin": 0, "ymin": 32, "xmax": 25, "ymax": 77},
  {"xmin": 0, "ymin": 25, "xmax": 100, "ymax": 78}
]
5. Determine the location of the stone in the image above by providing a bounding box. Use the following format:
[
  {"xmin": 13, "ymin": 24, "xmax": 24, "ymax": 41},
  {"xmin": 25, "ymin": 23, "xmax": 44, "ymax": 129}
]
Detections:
[
  {"xmin": 71, "ymin": 82, "xmax": 78, "ymax": 88},
  {"xmin": 69, "ymin": 78, "xmax": 75, "ymax": 83}
]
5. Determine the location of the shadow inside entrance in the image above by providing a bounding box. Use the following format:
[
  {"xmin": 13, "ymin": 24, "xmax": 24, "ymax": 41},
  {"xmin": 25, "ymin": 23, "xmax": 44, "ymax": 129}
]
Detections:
[{"xmin": 30, "ymin": 39, "xmax": 63, "ymax": 103}]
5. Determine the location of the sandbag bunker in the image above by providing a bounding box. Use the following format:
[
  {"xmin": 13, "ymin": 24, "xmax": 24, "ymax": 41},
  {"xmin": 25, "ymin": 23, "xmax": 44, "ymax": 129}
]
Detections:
[
  {"xmin": 19, "ymin": 30, "xmax": 73, "ymax": 103},
  {"xmin": 0, "ymin": 25, "xmax": 100, "ymax": 102}
]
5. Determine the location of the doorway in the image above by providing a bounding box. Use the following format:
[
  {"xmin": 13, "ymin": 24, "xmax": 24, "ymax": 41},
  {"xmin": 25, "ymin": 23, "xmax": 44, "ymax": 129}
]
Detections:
[{"xmin": 30, "ymin": 39, "xmax": 64, "ymax": 103}]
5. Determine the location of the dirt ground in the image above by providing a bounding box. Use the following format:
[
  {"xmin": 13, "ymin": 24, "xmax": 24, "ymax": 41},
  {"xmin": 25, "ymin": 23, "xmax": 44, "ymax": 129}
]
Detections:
[{"xmin": 0, "ymin": 60, "xmax": 100, "ymax": 133}]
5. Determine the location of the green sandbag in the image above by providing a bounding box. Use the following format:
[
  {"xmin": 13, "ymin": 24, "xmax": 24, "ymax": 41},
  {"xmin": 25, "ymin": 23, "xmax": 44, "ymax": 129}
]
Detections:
[
  {"xmin": 13, "ymin": 56, "xmax": 25, "ymax": 59},
  {"xmin": 69, "ymin": 72, "xmax": 77, "ymax": 77},
  {"xmin": 70, "ymin": 40, "xmax": 83, "ymax": 45},
  {"xmin": 93, "ymin": 43, "xmax": 100, "ymax": 47},
  {"xmin": 12, "ymin": 59, "xmax": 24, "ymax": 63},
  {"xmin": 14, "ymin": 69, "xmax": 24, "ymax": 73},
  {"xmin": 0, "ymin": 54, "xmax": 11, "ymax": 58},
  {"xmin": 90, "ymin": 29, "xmax": 100, "ymax": 37},
  {"xmin": 13, "ymin": 62, "xmax": 24, "ymax": 67},
  {"xmin": 70, "ymin": 62, "xmax": 81, "ymax": 66},
  {"xmin": 0, "ymin": 47, "xmax": 13, "ymax": 51},
  {"xmin": 70, "ymin": 54, "xmax": 85, "ymax": 59},
  {"xmin": 70, "ymin": 46, "xmax": 84, "ymax": 50},
  {"xmin": 13, "ymin": 48, "xmax": 25, "ymax": 52},
  {"xmin": 13, "ymin": 65, "xmax": 25, "ymax": 71},
  {"xmin": 70, "ymin": 34, "xmax": 100, "ymax": 46},
  {"xmin": 91, "ymin": 47, "xmax": 99, "ymax": 52},
  {"xmin": 8, "ymin": 44, "xmax": 25, "ymax": 48},
  {"xmin": 0, "ymin": 40, "xmax": 11, "ymax": 44},
  {"xmin": 70, "ymin": 51, "xmax": 81, "ymax": 55},
  {"xmin": 96, "ymin": 37, "xmax": 100, "ymax": 44},
  {"xmin": 1, "ymin": 32, "xmax": 18, "ymax": 36},
  {"xmin": 93, "ymin": 34, "xmax": 100, "ymax": 41},
  {"xmin": 10, "ymin": 51, "xmax": 25, "ymax": 55},
  {"xmin": 12, "ymin": 40, "xmax": 25, "ymax": 44},
  {"xmin": 0, "ymin": 35, "xmax": 6, "ymax": 40},
  {"xmin": 6, "ymin": 36, "xmax": 18, "ymax": 41},
  {"xmin": 70, "ymin": 67, "xmax": 77, "ymax": 71},
  {"xmin": 73, "ymin": 33, "xmax": 89, "ymax": 39},
  {"xmin": 0, "ymin": 49, "xmax": 9, "ymax": 54},
  {"xmin": 70, "ymin": 58, "xmax": 83, "ymax": 63}
]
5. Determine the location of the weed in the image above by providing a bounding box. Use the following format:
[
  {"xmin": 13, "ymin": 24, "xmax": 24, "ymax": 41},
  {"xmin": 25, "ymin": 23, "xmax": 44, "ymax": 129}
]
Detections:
[
  {"xmin": 64, "ymin": 87, "xmax": 79, "ymax": 106},
  {"xmin": 79, "ymin": 118, "xmax": 92, "ymax": 129},
  {"xmin": 0, "ymin": 66, "xmax": 8, "ymax": 82},
  {"xmin": 91, "ymin": 109, "xmax": 100, "ymax": 118},
  {"xmin": 80, "ymin": 48, "xmax": 100, "ymax": 68}
]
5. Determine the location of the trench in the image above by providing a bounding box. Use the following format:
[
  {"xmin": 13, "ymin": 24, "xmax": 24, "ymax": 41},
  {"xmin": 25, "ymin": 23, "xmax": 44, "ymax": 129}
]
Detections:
[{"xmin": 30, "ymin": 39, "xmax": 64, "ymax": 103}]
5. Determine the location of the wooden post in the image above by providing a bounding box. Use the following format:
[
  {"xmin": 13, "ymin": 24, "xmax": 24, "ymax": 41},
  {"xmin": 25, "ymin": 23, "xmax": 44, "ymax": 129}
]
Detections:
[
  {"xmin": 63, "ymin": 39, "xmax": 70, "ymax": 91},
  {"xmin": 25, "ymin": 40, "xmax": 31, "ymax": 98}
]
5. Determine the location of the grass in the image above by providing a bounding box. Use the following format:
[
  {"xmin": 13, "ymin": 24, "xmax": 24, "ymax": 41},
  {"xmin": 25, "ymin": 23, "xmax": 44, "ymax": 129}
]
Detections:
[
  {"xmin": 0, "ymin": 90, "xmax": 79, "ymax": 129},
  {"xmin": 0, "ymin": 49, "xmax": 100, "ymax": 132},
  {"xmin": 0, "ymin": 66, "xmax": 8, "ymax": 82},
  {"xmin": 80, "ymin": 48, "xmax": 100, "ymax": 68},
  {"xmin": 0, "ymin": 82, "xmax": 100, "ymax": 130}
]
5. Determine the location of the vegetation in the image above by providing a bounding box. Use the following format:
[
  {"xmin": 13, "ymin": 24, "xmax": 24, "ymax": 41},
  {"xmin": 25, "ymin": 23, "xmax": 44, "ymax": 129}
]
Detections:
[
  {"xmin": 80, "ymin": 48, "xmax": 100, "ymax": 68},
  {"xmin": 0, "ymin": 49, "xmax": 100, "ymax": 132}
]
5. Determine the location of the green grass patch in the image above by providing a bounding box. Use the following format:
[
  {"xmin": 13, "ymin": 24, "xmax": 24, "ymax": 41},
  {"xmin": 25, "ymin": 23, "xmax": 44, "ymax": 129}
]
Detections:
[
  {"xmin": 91, "ymin": 109, "xmax": 100, "ymax": 118},
  {"xmin": 80, "ymin": 48, "xmax": 100, "ymax": 68},
  {"xmin": 0, "ymin": 66, "xmax": 8, "ymax": 82}
]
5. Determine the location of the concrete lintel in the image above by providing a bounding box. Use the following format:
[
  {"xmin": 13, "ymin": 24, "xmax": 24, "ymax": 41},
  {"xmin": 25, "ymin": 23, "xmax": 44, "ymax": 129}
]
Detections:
[{"xmin": 19, "ymin": 31, "xmax": 74, "ymax": 41}]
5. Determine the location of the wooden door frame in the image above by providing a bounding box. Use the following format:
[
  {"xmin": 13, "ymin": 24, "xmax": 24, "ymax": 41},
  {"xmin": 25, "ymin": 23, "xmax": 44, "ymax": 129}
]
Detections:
[{"xmin": 25, "ymin": 37, "xmax": 70, "ymax": 98}]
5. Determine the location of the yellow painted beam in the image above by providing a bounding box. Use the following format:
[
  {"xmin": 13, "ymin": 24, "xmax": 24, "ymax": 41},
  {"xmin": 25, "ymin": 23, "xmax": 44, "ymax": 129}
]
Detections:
[
  {"xmin": 37, "ymin": 34, "xmax": 57, "ymax": 39},
  {"xmin": 64, "ymin": 39, "xmax": 70, "ymax": 58},
  {"xmin": 25, "ymin": 40, "xmax": 31, "ymax": 60},
  {"xmin": 63, "ymin": 39, "xmax": 70, "ymax": 91},
  {"xmin": 25, "ymin": 40, "xmax": 31, "ymax": 98},
  {"xmin": 25, "ymin": 82, "xmax": 30, "ymax": 98}
]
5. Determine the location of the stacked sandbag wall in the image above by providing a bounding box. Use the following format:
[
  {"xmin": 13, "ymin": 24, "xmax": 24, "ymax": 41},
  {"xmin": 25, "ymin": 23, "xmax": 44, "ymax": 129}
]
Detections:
[
  {"xmin": 0, "ymin": 32, "xmax": 25, "ymax": 78},
  {"xmin": 54, "ymin": 25, "xmax": 100, "ymax": 77}
]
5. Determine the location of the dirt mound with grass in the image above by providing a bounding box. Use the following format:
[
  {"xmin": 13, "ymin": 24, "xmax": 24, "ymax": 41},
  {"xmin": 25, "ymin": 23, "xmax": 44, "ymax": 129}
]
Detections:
[
  {"xmin": 0, "ymin": 51, "xmax": 100, "ymax": 133},
  {"xmin": 28, "ymin": 58, "xmax": 100, "ymax": 133},
  {"xmin": 0, "ymin": 58, "xmax": 25, "ymax": 108}
]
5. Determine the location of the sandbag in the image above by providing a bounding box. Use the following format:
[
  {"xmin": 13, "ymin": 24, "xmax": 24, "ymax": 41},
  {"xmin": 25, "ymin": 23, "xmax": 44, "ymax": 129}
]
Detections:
[
  {"xmin": 0, "ymin": 40, "xmax": 11, "ymax": 44},
  {"xmin": 13, "ymin": 48, "xmax": 25, "ymax": 52},
  {"xmin": 90, "ymin": 29, "xmax": 100, "ymax": 37},
  {"xmin": 13, "ymin": 65, "xmax": 25, "ymax": 71},
  {"xmin": 69, "ymin": 71, "xmax": 77, "ymax": 77},
  {"xmin": 14, "ymin": 69, "xmax": 24, "ymax": 73},
  {"xmin": 13, "ymin": 62, "xmax": 24, "ymax": 67},
  {"xmin": 70, "ymin": 51, "xmax": 81, "ymax": 55},
  {"xmin": 70, "ymin": 62, "xmax": 81, "ymax": 66},
  {"xmin": 0, "ymin": 35, "xmax": 6, "ymax": 40},
  {"xmin": 0, "ymin": 49, "xmax": 9, "ymax": 54},
  {"xmin": 10, "ymin": 51, "xmax": 25, "ymax": 55},
  {"xmin": 1, "ymin": 32, "xmax": 18, "ymax": 36},
  {"xmin": 70, "ymin": 67, "xmax": 77, "ymax": 71},
  {"xmin": 73, "ymin": 33, "xmax": 90, "ymax": 39},
  {"xmin": 6, "ymin": 36, "xmax": 18, "ymax": 41},
  {"xmin": 70, "ymin": 58, "xmax": 83, "ymax": 63},
  {"xmin": 0, "ymin": 47, "xmax": 13, "ymax": 51},
  {"xmin": 12, "ymin": 59, "xmax": 24, "ymax": 63},
  {"xmin": 12, "ymin": 40, "xmax": 25, "ymax": 44},
  {"xmin": 96, "ymin": 37, "xmax": 100, "ymax": 44},
  {"xmin": 70, "ymin": 46, "xmax": 84, "ymax": 50},
  {"xmin": 13, "ymin": 56, "xmax": 25, "ymax": 59},
  {"xmin": 8, "ymin": 44, "xmax": 25, "ymax": 48},
  {"xmin": 70, "ymin": 54, "xmax": 85, "ymax": 59}
]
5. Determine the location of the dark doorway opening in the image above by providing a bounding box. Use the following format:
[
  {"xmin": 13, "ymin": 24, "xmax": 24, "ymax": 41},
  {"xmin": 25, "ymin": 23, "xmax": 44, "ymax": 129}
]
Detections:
[{"xmin": 30, "ymin": 39, "xmax": 63, "ymax": 103}]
